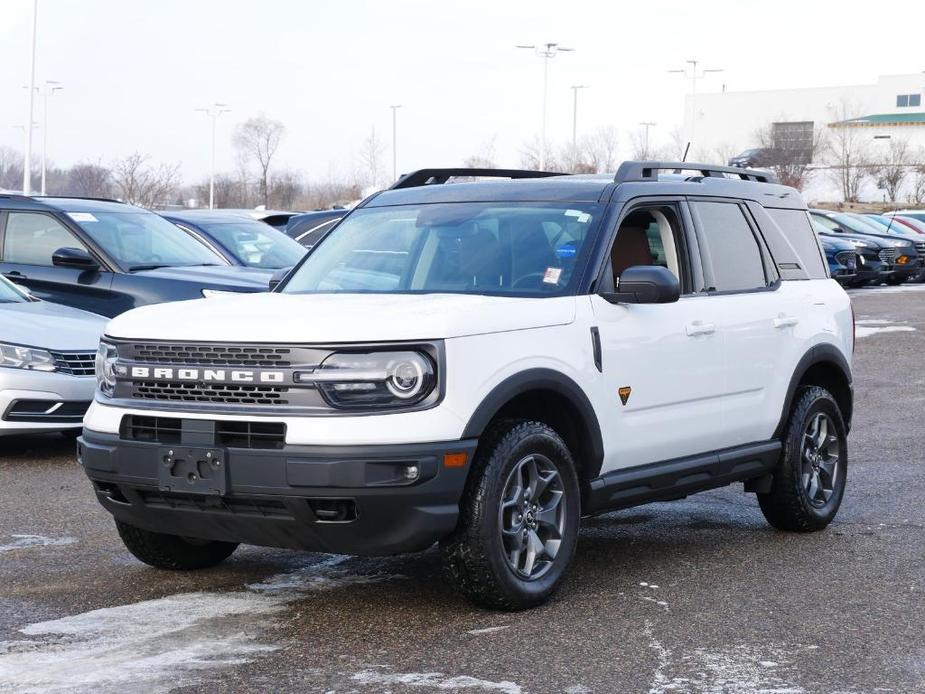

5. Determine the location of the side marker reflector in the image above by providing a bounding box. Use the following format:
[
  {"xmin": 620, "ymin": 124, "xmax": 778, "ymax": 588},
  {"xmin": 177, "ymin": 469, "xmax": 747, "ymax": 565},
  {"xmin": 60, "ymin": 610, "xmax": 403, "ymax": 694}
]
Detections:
[{"xmin": 443, "ymin": 452, "xmax": 469, "ymax": 468}]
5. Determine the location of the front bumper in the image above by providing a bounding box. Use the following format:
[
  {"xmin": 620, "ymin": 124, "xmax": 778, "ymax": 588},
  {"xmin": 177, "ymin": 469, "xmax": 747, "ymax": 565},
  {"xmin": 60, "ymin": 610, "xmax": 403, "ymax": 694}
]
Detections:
[
  {"xmin": 77, "ymin": 428, "xmax": 477, "ymax": 556},
  {"xmin": 0, "ymin": 369, "xmax": 95, "ymax": 435}
]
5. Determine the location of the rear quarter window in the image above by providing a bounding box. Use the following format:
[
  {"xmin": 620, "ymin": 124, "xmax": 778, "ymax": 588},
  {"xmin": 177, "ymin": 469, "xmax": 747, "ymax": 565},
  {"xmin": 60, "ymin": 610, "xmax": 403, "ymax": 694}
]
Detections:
[{"xmin": 762, "ymin": 208, "xmax": 828, "ymax": 280}]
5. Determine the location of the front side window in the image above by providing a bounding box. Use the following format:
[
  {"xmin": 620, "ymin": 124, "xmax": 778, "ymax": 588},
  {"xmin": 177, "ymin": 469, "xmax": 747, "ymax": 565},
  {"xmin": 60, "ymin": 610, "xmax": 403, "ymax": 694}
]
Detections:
[
  {"xmin": 197, "ymin": 221, "xmax": 307, "ymax": 269},
  {"xmin": 608, "ymin": 206, "xmax": 686, "ymax": 291},
  {"xmin": 692, "ymin": 201, "xmax": 768, "ymax": 292},
  {"xmin": 68, "ymin": 211, "xmax": 225, "ymax": 270},
  {"xmin": 2, "ymin": 212, "xmax": 86, "ymax": 266},
  {"xmin": 282, "ymin": 203, "xmax": 601, "ymax": 297}
]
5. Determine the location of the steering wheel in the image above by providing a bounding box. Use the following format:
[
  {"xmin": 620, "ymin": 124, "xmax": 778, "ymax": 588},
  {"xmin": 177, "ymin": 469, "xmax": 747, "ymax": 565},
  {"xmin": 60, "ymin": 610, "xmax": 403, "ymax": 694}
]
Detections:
[{"xmin": 512, "ymin": 272, "xmax": 549, "ymax": 290}]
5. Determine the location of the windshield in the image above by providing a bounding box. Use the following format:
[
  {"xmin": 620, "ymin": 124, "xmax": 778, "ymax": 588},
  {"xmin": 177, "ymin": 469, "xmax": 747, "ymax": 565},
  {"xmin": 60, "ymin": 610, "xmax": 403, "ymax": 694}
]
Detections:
[
  {"xmin": 68, "ymin": 211, "xmax": 225, "ymax": 269},
  {"xmin": 831, "ymin": 213, "xmax": 884, "ymax": 236},
  {"xmin": 0, "ymin": 276, "xmax": 27, "ymax": 303},
  {"xmin": 282, "ymin": 202, "xmax": 601, "ymax": 297},
  {"xmin": 199, "ymin": 221, "xmax": 307, "ymax": 269}
]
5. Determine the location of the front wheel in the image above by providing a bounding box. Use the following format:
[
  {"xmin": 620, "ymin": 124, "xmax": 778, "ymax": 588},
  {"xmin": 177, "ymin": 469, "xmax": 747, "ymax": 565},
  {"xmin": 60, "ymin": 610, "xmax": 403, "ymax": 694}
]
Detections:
[
  {"xmin": 441, "ymin": 420, "xmax": 580, "ymax": 610},
  {"xmin": 116, "ymin": 520, "xmax": 238, "ymax": 570},
  {"xmin": 758, "ymin": 387, "xmax": 847, "ymax": 532},
  {"xmin": 884, "ymin": 275, "xmax": 907, "ymax": 286}
]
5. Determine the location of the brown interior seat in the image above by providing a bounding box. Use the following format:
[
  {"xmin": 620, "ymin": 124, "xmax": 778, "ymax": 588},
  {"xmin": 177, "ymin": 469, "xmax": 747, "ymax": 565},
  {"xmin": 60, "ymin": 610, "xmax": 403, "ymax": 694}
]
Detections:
[{"xmin": 611, "ymin": 224, "xmax": 653, "ymax": 278}]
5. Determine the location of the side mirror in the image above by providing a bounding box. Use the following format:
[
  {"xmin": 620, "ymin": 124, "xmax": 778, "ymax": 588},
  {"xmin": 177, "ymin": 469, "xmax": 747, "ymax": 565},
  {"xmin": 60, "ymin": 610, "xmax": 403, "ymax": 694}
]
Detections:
[
  {"xmin": 52, "ymin": 247, "xmax": 100, "ymax": 271},
  {"xmin": 599, "ymin": 265, "xmax": 680, "ymax": 304},
  {"xmin": 268, "ymin": 267, "xmax": 290, "ymax": 291}
]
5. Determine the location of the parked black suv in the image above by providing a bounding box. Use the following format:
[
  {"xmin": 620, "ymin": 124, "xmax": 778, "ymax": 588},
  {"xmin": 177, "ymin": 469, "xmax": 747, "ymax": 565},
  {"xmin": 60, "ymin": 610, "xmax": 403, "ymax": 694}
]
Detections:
[{"xmin": 0, "ymin": 196, "xmax": 274, "ymax": 317}]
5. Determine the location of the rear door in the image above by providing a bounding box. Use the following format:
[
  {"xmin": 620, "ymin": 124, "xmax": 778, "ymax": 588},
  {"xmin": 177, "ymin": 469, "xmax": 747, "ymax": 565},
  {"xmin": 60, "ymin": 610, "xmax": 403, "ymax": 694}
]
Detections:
[
  {"xmin": 0, "ymin": 210, "xmax": 115, "ymax": 313},
  {"xmin": 688, "ymin": 198, "xmax": 785, "ymax": 446}
]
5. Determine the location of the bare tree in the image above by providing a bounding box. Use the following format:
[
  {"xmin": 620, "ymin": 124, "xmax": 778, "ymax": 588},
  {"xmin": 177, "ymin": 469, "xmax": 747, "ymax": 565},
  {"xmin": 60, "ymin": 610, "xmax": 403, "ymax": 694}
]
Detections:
[
  {"xmin": 268, "ymin": 169, "xmax": 302, "ymax": 209},
  {"xmin": 66, "ymin": 161, "xmax": 112, "ymax": 198},
  {"xmin": 824, "ymin": 102, "xmax": 872, "ymax": 202},
  {"xmin": 871, "ymin": 138, "xmax": 912, "ymax": 203},
  {"xmin": 233, "ymin": 116, "xmax": 285, "ymax": 207},
  {"xmin": 111, "ymin": 152, "xmax": 181, "ymax": 208},
  {"xmin": 754, "ymin": 122, "xmax": 826, "ymax": 190},
  {"xmin": 464, "ymin": 137, "xmax": 499, "ymax": 169},
  {"xmin": 580, "ymin": 126, "xmax": 619, "ymax": 173},
  {"xmin": 0, "ymin": 146, "xmax": 22, "ymax": 190},
  {"xmin": 911, "ymin": 162, "xmax": 925, "ymax": 205},
  {"xmin": 194, "ymin": 173, "xmax": 241, "ymax": 208},
  {"xmin": 356, "ymin": 127, "xmax": 386, "ymax": 188}
]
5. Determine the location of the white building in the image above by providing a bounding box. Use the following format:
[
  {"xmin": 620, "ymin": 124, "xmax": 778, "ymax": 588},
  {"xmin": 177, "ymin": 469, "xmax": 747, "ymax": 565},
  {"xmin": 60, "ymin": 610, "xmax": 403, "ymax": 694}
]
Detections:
[{"xmin": 684, "ymin": 73, "xmax": 925, "ymax": 201}]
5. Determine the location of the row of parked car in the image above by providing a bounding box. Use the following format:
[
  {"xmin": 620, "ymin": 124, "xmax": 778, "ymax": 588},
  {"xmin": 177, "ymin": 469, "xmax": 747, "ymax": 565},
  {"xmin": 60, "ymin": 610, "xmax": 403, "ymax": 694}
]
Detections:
[
  {"xmin": 812, "ymin": 209, "xmax": 925, "ymax": 287},
  {"xmin": 0, "ymin": 194, "xmax": 345, "ymax": 437}
]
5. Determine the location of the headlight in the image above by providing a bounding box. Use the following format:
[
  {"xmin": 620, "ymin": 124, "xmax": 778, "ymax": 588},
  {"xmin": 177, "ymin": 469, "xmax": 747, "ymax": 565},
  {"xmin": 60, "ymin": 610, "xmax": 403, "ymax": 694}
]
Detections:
[
  {"xmin": 0, "ymin": 343, "xmax": 57, "ymax": 371},
  {"xmin": 95, "ymin": 341, "xmax": 118, "ymax": 397},
  {"xmin": 300, "ymin": 351, "xmax": 436, "ymax": 409}
]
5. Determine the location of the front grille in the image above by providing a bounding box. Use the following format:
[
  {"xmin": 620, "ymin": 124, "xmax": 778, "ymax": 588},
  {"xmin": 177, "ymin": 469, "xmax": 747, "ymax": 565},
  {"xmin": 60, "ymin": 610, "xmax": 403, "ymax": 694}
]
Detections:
[
  {"xmin": 121, "ymin": 415, "xmax": 182, "ymax": 444},
  {"xmin": 137, "ymin": 490, "xmax": 293, "ymax": 519},
  {"xmin": 915, "ymin": 241, "xmax": 925, "ymax": 257},
  {"xmin": 131, "ymin": 343, "xmax": 292, "ymax": 367},
  {"xmin": 132, "ymin": 381, "xmax": 290, "ymax": 406},
  {"xmin": 4, "ymin": 400, "xmax": 89, "ymax": 423},
  {"xmin": 50, "ymin": 351, "xmax": 95, "ymax": 376},
  {"xmin": 879, "ymin": 248, "xmax": 898, "ymax": 264},
  {"xmin": 215, "ymin": 420, "xmax": 287, "ymax": 449},
  {"xmin": 834, "ymin": 251, "xmax": 857, "ymax": 269},
  {"xmin": 120, "ymin": 415, "xmax": 286, "ymax": 449}
]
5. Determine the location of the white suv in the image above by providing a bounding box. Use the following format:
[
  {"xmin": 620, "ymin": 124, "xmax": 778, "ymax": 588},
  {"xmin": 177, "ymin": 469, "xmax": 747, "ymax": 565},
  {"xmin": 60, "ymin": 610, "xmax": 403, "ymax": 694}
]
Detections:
[{"xmin": 78, "ymin": 164, "xmax": 854, "ymax": 610}]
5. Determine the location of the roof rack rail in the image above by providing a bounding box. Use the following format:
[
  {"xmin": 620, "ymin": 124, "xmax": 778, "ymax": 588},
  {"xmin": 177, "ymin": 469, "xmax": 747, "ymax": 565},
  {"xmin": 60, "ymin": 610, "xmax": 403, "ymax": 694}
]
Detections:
[
  {"xmin": 390, "ymin": 168, "xmax": 567, "ymax": 190},
  {"xmin": 32, "ymin": 195, "xmax": 124, "ymax": 204},
  {"xmin": 614, "ymin": 161, "xmax": 778, "ymax": 185}
]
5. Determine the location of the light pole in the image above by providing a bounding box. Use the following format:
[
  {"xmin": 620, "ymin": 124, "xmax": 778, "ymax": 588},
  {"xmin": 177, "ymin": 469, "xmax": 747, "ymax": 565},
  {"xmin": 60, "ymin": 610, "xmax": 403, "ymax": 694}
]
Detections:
[
  {"xmin": 668, "ymin": 60, "xmax": 723, "ymax": 151},
  {"xmin": 22, "ymin": 0, "xmax": 38, "ymax": 195},
  {"xmin": 390, "ymin": 104, "xmax": 402, "ymax": 181},
  {"xmin": 516, "ymin": 42, "xmax": 575, "ymax": 169},
  {"xmin": 639, "ymin": 122, "xmax": 656, "ymax": 158},
  {"xmin": 38, "ymin": 80, "xmax": 62, "ymax": 195},
  {"xmin": 195, "ymin": 103, "xmax": 231, "ymax": 209},
  {"xmin": 570, "ymin": 85, "xmax": 588, "ymax": 147}
]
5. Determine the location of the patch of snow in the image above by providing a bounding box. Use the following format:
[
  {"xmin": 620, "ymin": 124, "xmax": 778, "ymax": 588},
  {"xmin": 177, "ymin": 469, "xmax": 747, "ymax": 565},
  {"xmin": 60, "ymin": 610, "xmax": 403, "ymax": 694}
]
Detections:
[
  {"xmin": 0, "ymin": 555, "xmax": 403, "ymax": 693},
  {"xmin": 0, "ymin": 535, "xmax": 77, "ymax": 553},
  {"xmin": 350, "ymin": 669, "xmax": 523, "ymax": 693},
  {"xmin": 855, "ymin": 325, "xmax": 916, "ymax": 338},
  {"xmin": 467, "ymin": 626, "xmax": 510, "ymax": 636}
]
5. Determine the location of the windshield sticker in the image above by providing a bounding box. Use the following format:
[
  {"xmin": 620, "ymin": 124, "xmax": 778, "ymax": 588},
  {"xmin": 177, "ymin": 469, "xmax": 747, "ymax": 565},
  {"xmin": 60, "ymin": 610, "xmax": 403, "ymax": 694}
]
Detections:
[
  {"xmin": 543, "ymin": 267, "xmax": 562, "ymax": 284},
  {"xmin": 564, "ymin": 209, "xmax": 591, "ymax": 223},
  {"xmin": 67, "ymin": 212, "xmax": 98, "ymax": 223}
]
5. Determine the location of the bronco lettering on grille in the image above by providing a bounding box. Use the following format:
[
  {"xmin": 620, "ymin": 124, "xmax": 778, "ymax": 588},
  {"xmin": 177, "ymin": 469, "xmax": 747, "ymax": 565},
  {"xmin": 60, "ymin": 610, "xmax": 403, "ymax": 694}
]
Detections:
[{"xmin": 128, "ymin": 366, "xmax": 286, "ymax": 384}]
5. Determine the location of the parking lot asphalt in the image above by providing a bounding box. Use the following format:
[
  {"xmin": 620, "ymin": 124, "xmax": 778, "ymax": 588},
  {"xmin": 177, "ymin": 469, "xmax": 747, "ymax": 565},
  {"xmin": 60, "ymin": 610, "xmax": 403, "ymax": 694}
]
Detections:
[{"xmin": 1, "ymin": 286, "xmax": 924, "ymax": 694}]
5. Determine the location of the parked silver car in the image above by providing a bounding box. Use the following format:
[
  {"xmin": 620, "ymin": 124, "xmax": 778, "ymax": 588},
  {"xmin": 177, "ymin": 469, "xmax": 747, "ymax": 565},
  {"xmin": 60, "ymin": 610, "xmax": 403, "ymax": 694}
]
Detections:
[{"xmin": 0, "ymin": 276, "xmax": 105, "ymax": 436}]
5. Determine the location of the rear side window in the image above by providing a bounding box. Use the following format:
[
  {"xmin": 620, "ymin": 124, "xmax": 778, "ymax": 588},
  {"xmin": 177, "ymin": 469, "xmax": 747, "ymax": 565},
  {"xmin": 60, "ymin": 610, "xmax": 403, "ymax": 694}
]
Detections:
[
  {"xmin": 691, "ymin": 201, "xmax": 768, "ymax": 292},
  {"xmin": 764, "ymin": 208, "xmax": 827, "ymax": 279},
  {"xmin": 2, "ymin": 212, "xmax": 85, "ymax": 266}
]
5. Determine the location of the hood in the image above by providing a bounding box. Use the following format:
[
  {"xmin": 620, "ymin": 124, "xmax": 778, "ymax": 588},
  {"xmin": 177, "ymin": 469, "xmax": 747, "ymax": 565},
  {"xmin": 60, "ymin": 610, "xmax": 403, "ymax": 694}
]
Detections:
[
  {"xmin": 131, "ymin": 265, "xmax": 273, "ymax": 289},
  {"xmin": 106, "ymin": 292, "xmax": 577, "ymax": 343},
  {"xmin": 827, "ymin": 232, "xmax": 891, "ymax": 249},
  {"xmin": 1, "ymin": 300, "xmax": 107, "ymax": 350},
  {"xmin": 820, "ymin": 237, "xmax": 855, "ymax": 252}
]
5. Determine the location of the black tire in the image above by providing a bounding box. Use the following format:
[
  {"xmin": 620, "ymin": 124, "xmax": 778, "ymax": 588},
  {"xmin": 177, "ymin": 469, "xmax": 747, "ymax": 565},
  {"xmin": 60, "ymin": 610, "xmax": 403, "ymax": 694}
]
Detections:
[
  {"xmin": 758, "ymin": 386, "xmax": 847, "ymax": 532},
  {"xmin": 116, "ymin": 520, "xmax": 238, "ymax": 570},
  {"xmin": 884, "ymin": 275, "xmax": 907, "ymax": 286},
  {"xmin": 441, "ymin": 420, "xmax": 581, "ymax": 611}
]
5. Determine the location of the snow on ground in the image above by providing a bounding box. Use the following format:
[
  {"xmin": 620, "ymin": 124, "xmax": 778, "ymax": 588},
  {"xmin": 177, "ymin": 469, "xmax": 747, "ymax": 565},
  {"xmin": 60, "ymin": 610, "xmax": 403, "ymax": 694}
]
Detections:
[
  {"xmin": 854, "ymin": 317, "xmax": 917, "ymax": 338},
  {"xmin": 0, "ymin": 555, "xmax": 403, "ymax": 694},
  {"xmin": 350, "ymin": 668, "xmax": 523, "ymax": 693},
  {"xmin": 0, "ymin": 536, "xmax": 77, "ymax": 553}
]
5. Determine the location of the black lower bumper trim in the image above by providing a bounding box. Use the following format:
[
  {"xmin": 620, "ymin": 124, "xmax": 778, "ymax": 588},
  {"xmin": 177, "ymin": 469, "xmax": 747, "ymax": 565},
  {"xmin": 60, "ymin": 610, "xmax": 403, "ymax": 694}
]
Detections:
[{"xmin": 78, "ymin": 430, "xmax": 477, "ymax": 556}]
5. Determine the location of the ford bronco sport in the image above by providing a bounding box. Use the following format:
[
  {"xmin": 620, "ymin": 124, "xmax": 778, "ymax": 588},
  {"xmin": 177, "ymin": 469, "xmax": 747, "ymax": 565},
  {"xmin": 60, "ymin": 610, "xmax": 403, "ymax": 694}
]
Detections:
[{"xmin": 78, "ymin": 163, "xmax": 853, "ymax": 610}]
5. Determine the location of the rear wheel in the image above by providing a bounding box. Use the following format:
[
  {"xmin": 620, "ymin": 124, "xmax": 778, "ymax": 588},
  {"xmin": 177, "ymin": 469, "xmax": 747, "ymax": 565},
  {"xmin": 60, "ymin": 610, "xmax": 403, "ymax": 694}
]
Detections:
[
  {"xmin": 885, "ymin": 275, "xmax": 907, "ymax": 286},
  {"xmin": 758, "ymin": 387, "xmax": 847, "ymax": 532},
  {"xmin": 441, "ymin": 420, "xmax": 580, "ymax": 610},
  {"xmin": 116, "ymin": 520, "xmax": 238, "ymax": 570}
]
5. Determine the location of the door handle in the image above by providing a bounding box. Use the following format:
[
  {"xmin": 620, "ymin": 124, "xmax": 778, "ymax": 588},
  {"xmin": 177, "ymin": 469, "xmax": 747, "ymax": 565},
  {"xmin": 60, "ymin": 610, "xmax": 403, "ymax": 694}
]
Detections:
[
  {"xmin": 686, "ymin": 321, "xmax": 716, "ymax": 337},
  {"xmin": 2, "ymin": 271, "xmax": 27, "ymax": 281},
  {"xmin": 773, "ymin": 314, "xmax": 799, "ymax": 329}
]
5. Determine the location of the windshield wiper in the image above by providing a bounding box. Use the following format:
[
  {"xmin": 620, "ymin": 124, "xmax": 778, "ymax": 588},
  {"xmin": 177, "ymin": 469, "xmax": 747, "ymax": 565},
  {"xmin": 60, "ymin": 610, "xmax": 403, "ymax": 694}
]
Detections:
[{"xmin": 127, "ymin": 263, "xmax": 171, "ymax": 272}]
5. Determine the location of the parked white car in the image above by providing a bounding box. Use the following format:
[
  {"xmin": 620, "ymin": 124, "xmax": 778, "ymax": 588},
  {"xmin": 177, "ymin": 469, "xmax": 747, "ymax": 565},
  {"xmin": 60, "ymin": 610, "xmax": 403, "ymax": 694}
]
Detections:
[{"xmin": 0, "ymin": 276, "xmax": 105, "ymax": 436}]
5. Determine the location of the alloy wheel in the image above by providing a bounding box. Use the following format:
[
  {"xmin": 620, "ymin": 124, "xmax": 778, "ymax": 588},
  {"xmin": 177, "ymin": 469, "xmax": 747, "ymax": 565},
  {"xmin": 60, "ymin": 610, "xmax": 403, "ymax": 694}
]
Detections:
[{"xmin": 801, "ymin": 412, "xmax": 840, "ymax": 508}]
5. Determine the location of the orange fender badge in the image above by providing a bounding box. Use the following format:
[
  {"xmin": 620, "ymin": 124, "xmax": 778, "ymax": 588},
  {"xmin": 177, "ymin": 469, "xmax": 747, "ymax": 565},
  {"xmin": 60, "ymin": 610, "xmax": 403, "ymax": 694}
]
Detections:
[{"xmin": 618, "ymin": 386, "xmax": 632, "ymax": 406}]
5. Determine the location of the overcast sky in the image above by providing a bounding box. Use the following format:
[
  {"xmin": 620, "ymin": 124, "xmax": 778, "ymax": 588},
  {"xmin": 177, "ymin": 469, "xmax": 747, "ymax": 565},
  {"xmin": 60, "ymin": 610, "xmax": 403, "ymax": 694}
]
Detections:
[{"xmin": 2, "ymin": 0, "xmax": 924, "ymax": 185}]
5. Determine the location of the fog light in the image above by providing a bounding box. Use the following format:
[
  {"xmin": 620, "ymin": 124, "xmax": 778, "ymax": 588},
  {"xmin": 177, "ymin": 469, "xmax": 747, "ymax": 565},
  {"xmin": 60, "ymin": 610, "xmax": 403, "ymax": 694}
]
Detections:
[{"xmin": 404, "ymin": 465, "xmax": 420, "ymax": 481}]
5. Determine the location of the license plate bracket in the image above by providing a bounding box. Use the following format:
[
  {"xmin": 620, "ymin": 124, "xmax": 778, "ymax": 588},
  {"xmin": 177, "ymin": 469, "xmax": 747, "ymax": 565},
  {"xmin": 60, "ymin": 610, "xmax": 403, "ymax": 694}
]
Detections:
[{"xmin": 157, "ymin": 445, "xmax": 227, "ymax": 496}]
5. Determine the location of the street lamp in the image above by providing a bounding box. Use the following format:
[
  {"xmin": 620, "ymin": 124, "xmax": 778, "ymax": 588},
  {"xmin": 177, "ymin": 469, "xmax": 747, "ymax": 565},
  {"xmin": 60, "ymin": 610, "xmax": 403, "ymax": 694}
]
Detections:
[
  {"xmin": 570, "ymin": 85, "xmax": 588, "ymax": 147},
  {"xmin": 37, "ymin": 80, "xmax": 62, "ymax": 195},
  {"xmin": 639, "ymin": 122, "xmax": 657, "ymax": 158},
  {"xmin": 390, "ymin": 104, "xmax": 402, "ymax": 181},
  {"xmin": 22, "ymin": 0, "xmax": 38, "ymax": 195},
  {"xmin": 668, "ymin": 60, "xmax": 723, "ymax": 150},
  {"xmin": 195, "ymin": 103, "xmax": 231, "ymax": 209},
  {"xmin": 516, "ymin": 42, "xmax": 575, "ymax": 169}
]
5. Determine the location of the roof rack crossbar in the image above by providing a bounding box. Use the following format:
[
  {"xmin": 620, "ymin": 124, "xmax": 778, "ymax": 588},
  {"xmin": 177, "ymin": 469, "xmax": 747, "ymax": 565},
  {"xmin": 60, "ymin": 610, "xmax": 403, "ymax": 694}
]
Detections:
[
  {"xmin": 614, "ymin": 161, "xmax": 778, "ymax": 185},
  {"xmin": 389, "ymin": 168, "xmax": 567, "ymax": 190},
  {"xmin": 32, "ymin": 195, "xmax": 124, "ymax": 204}
]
